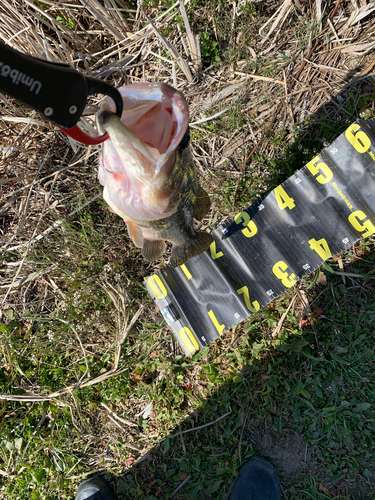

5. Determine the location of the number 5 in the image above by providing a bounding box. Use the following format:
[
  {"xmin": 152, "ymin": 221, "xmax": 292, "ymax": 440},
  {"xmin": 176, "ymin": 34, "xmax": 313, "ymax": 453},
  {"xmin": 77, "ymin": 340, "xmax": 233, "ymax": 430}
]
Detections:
[
  {"xmin": 349, "ymin": 211, "xmax": 375, "ymax": 237},
  {"xmin": 306, "ymin": 156, "xmax": 333, "ymax": 184}
]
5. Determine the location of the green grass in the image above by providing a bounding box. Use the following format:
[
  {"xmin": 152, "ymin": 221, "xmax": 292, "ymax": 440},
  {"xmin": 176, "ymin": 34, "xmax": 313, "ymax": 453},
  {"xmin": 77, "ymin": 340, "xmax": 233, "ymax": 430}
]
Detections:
[{"xmin": 1, "ymin": 208, "xmax": 375, "ymax": 498}]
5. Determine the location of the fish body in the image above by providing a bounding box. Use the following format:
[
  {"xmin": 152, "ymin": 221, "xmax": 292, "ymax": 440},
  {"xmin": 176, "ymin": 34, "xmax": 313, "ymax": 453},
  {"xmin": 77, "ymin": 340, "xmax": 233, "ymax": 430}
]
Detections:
[{"xmin": 97, "ymin": 82, "xmax": 213, "ymax": 266}]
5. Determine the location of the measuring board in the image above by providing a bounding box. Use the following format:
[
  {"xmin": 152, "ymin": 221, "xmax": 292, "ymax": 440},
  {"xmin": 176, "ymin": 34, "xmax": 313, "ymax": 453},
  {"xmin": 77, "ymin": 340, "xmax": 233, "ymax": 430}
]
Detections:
[{"xmin": 145, "ymin": 119, "xmax": 375, "ymax": 356}]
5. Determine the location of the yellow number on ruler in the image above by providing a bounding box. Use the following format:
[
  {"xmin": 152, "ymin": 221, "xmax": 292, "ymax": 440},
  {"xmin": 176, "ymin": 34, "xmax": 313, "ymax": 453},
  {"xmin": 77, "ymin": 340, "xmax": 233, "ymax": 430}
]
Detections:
[
  {"xmin": 272, "ymin": 261, "xmax": 297, "ymax": 288},
  {"xmin": 235, "ymin": 211, "xmax": 258, "ymax": 237},
  {"xmin": 345, "ymin": 124, "xmax": 371, "ymax": 153},
  {"xmin": 147, "ymin": 274, "xmax": 167, "ymax": 299},
  {"xmin": 210, "ymin": 240, "xmax": 224, "ymax": 260},
  {"xmin": 308, "ymin": 238, "xmax": 332, "ymax": 260},
  {"xmin": 274, "ymin": 186, "xmax": 295, "ymax": 210},
  {"xmin": 349, "ymin": 210, "xmax": 375, "ymax": 238},
  {"xmin": 236, "ymin": 286, "xmax": 260, "ymax": 313},
  {"xmin": 208, "ymin": 310, "xmax": 225, "ymax": 335},
  {"xmin": 178, "ymin": 327, "xmax": 199, "ymax": 355},
  {"xmin": 180, "ymin": 264, "xmax": 192, "ymax": 280},
  {"xmin": 306, "ymin": 156, "xmax": 333, "ymax": 184}
]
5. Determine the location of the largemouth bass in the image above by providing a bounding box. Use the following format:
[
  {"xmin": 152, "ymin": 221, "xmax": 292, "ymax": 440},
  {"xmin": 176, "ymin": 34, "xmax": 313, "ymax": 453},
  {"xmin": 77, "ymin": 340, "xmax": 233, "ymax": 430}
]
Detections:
[{"xmin": 97, "ymin": 82, "xmax": 213, "ymax": 267}]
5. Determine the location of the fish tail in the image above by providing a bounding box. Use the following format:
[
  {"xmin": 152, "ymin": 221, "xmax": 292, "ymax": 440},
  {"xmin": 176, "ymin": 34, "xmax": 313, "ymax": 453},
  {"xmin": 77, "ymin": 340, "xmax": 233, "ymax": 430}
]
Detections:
[{"xmin": 170, "ymin": 232, "xmax": 214, "ymax": 267}]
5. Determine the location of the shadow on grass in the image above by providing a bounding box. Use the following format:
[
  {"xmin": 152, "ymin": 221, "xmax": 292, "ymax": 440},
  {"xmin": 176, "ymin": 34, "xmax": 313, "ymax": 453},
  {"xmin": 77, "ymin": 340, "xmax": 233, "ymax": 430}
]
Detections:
[{"xmin": 105, "ymin": 75, "xmax": 375, "ymax": 500}]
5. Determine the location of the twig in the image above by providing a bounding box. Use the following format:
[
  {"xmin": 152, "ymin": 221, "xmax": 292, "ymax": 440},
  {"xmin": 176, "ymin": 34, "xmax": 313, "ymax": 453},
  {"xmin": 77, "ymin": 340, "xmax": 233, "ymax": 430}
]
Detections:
[
  {"xmin": 231, "ymin": 140, "xmax": 261, "ymax": 210},
  {"xmin": 179, "ymin": 425, "xmax": 187, "ymax": 455},
  {"xmin": 101, "ymin": 402, "xmax": 138, "ymax": 428},
  {"xmin": 0, "ymin": 155, "xmax": 51, "ymax": 311},
  {"xmin": 360, "ymin": 54, "xmax": 375, "ymax": 76},
  {"xmin": 0, "ymin": 265, "xmax": 56, "ymax": 289},
  {"xmin": 0, "ymin": 365, "xmax": 129, "ymax": 402},
  {"xmin": 143, "ymin": 8, "xmax": 193, "ymax": 82},
  {"xmin": 179, "ymin": 0, "xmax": 199, "ymax": 70},
  {"xmin": 272, "ymin": 294, "xmax": 298, "ymax": 338},
  {"xmin": 327, "ymin": 18, "xmax": 339, "ymax": 41},
  {"xmin": 190, "ymin": 82, "xmax": 245, "ymax": 126},
  {"xmin": 330, "ymin": 283, "xmax": 340, "ymax": 310},
  {"xmin": 170, "ymin": 407, "xmax": 232, "ymax": 437},
  {"xmin": 58, "ymin": 319, "xmax": 91, "ymax": 379},
  {"xmin": 170, "ymin": 474, "xmax": 191, "ymax": 499},
  {"xmin": 233, "ymin": 72, "xmax": 284, "ymax": 84},
  {"xmin": 238, "ymin": 402, "xmax": 253, "ymax": 466},
  {"xmin": 335, "ymin": 271, "xmax": 373, "ymax": 278},
  {"xmin": 259, "ymin": 0, "xmax": 293, "ymax": 46},
  {"xmin": 304, "ymin": 58, "xmax": 350, "ymax": 73},
  {"xmin": 106, "ymin": 415, "xmax": 142, "ymax": 451}
]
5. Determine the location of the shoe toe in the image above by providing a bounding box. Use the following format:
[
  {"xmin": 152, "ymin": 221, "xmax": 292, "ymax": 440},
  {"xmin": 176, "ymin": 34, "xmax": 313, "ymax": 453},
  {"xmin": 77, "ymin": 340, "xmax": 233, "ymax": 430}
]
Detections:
[{"xmin": 75, "ymin": 476, "xmax": 116, "ymax": 500}]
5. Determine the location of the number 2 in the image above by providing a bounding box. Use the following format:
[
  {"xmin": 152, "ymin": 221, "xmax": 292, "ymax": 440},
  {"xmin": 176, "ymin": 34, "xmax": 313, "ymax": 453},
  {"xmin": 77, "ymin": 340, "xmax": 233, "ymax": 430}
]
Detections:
[{"xmin": 236, "ymin": 286, "xmax": 260, "ymax": 313}]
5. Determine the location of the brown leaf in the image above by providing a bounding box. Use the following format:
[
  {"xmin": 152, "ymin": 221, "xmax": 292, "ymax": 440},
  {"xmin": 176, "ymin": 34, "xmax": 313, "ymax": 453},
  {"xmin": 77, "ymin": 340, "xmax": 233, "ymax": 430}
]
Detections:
[
  {"xmin": 317, "ymin": 271, "xmax": 327, "ymax": 286},
  {"xmin": 318, "ymin": 483, "xmax": 330, "ymax": 495}
]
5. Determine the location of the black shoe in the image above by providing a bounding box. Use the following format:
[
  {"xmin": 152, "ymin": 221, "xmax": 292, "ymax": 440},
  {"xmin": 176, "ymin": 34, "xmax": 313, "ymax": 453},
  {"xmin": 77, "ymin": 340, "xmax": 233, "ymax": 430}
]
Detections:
[
  {"xmin": 74, "ymin": 476, "xmax": 116, "ymax": 500},
  {"xmin": 226, "ymin": 457, "xmax": 281, "ymax": 500}
]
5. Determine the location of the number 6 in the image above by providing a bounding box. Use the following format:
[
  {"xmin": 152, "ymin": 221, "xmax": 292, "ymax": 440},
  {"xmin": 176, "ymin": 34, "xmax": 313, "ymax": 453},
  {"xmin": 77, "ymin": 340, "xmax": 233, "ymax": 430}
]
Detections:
[{"xmin": 345, "ymin": 124, "xmax": 371, "ymax": 153}]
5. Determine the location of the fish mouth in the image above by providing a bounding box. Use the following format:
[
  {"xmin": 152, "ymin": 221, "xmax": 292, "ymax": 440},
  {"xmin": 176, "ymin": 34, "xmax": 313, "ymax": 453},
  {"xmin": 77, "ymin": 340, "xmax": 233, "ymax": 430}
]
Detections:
[{"xmin": 97, "ymin": 83, "xmax": 189, "ymax": 180}]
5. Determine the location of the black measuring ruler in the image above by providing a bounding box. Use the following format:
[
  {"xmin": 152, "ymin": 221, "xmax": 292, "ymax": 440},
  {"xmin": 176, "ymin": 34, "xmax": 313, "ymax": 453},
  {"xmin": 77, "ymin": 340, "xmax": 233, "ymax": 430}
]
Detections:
[{"xmin": 145, "ymin": 119, "xmax": 375, "ymax": 355}]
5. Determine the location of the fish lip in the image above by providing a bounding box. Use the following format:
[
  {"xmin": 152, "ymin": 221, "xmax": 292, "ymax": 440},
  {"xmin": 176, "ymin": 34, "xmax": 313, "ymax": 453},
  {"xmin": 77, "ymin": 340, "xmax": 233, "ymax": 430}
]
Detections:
[
  {"xmin": 98, "ymin": 104, "xmax": 156, "ymax": 166},
  {"xmin": 98, "ymin": 83, "xmax": 189, "ymax": 177}
]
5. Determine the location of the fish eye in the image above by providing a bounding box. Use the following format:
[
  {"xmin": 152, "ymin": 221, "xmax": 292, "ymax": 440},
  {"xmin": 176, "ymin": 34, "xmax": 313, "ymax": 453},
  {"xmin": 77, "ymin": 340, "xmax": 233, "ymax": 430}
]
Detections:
[{"xmin": 179, "ymin": 132, "xmax": 190, "ymax": 148}]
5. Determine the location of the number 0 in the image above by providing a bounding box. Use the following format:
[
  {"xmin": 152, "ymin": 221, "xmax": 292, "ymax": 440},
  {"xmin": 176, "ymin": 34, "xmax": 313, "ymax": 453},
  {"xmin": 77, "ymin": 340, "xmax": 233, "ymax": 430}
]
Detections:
[{"xmin": 147, "ymin": 274, "xmax": 167, "ymax": 299}]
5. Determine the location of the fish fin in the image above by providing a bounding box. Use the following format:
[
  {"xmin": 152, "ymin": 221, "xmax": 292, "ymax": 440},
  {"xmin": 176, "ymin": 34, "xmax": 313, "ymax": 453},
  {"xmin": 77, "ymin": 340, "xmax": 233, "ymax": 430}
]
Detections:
[
  {"xmin": 170, "ymin": 231, "xmax": 214, "ymax": 267},
  {"xmin": 194, "ymin": 186, "xmax": 211, "ymax": 220},
  {"xmin": 126, "ymin": 221, "xmax": 144, "ymax": 248},
  {"xmin": 142, "ymin": 239, "xmax": 167, "ymax": 262}
]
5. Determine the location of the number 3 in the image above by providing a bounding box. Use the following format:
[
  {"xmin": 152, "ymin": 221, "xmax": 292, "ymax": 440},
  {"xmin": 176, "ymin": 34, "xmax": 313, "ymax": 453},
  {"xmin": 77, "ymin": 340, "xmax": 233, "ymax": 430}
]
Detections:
[
  {"xmin": 272, "ymin": 261, "xmax": 297, "ymax": 288},
  {"xmin": 235, "ymin": 211, "xmax": 258, "ymax": 238}
]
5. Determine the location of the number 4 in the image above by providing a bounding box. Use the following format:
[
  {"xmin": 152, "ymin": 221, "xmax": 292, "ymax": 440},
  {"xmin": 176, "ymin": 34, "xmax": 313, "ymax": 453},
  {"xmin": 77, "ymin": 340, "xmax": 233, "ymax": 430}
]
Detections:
[
  {"xmin": 308, "ymin": 238, "xmax": 332, "ymax": 260},
  {"xmin": 274, "ymin": 186, "xmax": 295, "ymax": 210}
]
